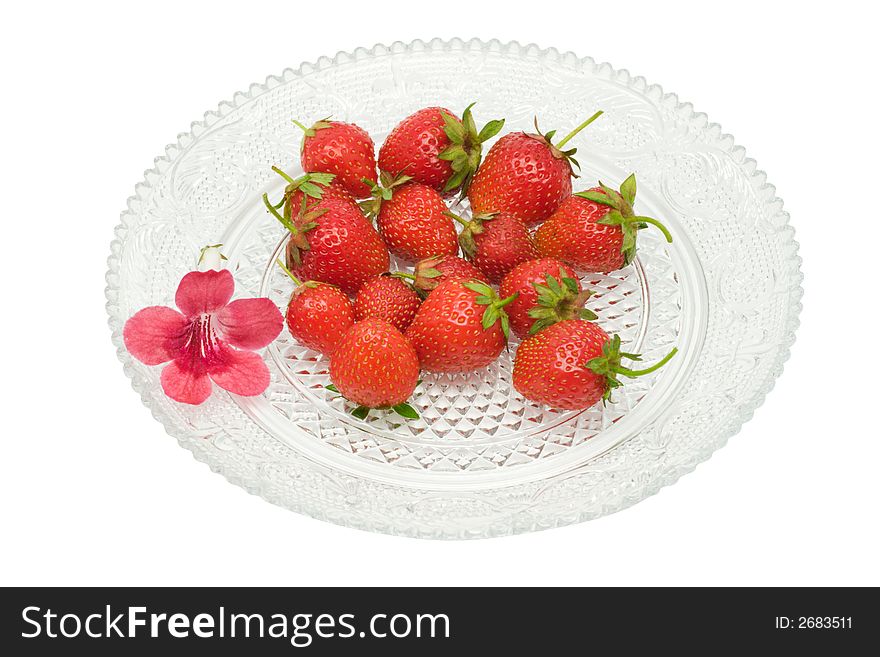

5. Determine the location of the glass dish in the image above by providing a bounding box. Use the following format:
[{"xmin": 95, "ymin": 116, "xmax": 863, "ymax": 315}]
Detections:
[{"xmin": 106, "ymin": 39, "xmax": 802, "ymax": 538}]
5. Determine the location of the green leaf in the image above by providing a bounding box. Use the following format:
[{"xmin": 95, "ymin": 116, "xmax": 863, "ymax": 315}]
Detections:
[
  {"xmin": 443, "ymin": 125, "xmax": 465, "ymax": 144},
  {"xmin": 392, "ymin": 403, "xmax": 420, "ymax": 419},
  {"xmin": 478, "ymin": 119, "xmax": 505, "ymax": 143},
  {"xmin": 529, "ymin": 318, "xmax": 550, "ymax": 335},
  {"xmin": 351, "ymin": 406, "xmax": 370, "ymax": 420},
  {"xmin": 500, "ymin": 314, "xmax": 510, "ymax": 338},
  {"xmin": 482, "ymin": 305, "xmax": 501, "ymax": 330},
  {"xmin": 620, "ymin": 174, "xmax": 637, "ymax": 206},
  {"xmin": 309, "ymin": 172, "xmax": 336, "ymax": 185},
  {"xmin": 441, "ymin": 112, "xmax": 466, "ymax": 142},
  {"xmin": 299, "ymin": 181, "xmax": 323, "ymax": 198},
  {"xmin": 463, "ymin": 280, "xmax": 493, "ymax": 296},
  {"xmin": 527, "ymin": 306, "xmax": 546, "ymax": 319},
  {"xmin": 325, "ymin": 384, "xmax": 339, "ymax": 393},
  {"xmin": 462, "ymin": 106, "xmax": 478, "ymax": 137},
  {"xmin": 575, "ymin": 191, "xmax": 618, "ymax": 208},
  {"xmin": 597, "ymin": 210, "xmax": 626, "ymax": 227},
  {"xmin": 443, "ymin": 169, "xmax": 468, "ymax": 192},
  {"xmin": 420, "ymin": 268, "xmax": 442, "ymax": 279},
  {"xmin": 562, "ymin": 277, "xmax": 579, "ymax": 294}
]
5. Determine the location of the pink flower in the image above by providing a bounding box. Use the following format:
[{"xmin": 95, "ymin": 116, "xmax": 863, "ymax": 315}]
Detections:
[{"xmin": 123, "ymin": 268, "xmax": 283, "ymax": 405}]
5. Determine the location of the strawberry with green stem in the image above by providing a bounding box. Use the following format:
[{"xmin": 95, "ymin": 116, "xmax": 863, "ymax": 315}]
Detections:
[
  {"xmin": 405, "ymin": 279, "xmax": 517, "ymax": 373},
  {"xmin": 499, "ymin": 258, "xmax": 596, "ymax": 338},
  {"xmin": 354, "ymin": 274, "xmax": 422, "ymax": 332},
  {"xmin": 263, "ymin": 190, "xmax": 388, "ymax": 296},
  {"xmin": 328, "ymin": 318, "xmax": 421, "ymax": 420},
  {"xmin": 513, "ymin": 320, "xmax": 677, "ymax": 410},
  {"xmin": 269, "ymin": 166, "xmax": 359, "ymax": 213},
  {"xmin": 294, "ymin": 117, "xmax": 377, "ymax": 198},
  {"xmin": 393, "ymin": 255, "xmax": 485, "ymax": 297},
  {"xmin": 535, "ymin": 174, "xmax": 673, "ymax": 272},
  {"xmin": 378, "ymin": 103, "xmax": 505, "ymax": 196},
  {"xmin": 449, "ymin": 210, "xmax": 539, "ymax": 284},
  {"xmin": 277, "ymin": 259, "xmax": 354, "ymax": 356},
  {"xmin": 467, "ymin": 110, "xmax": 603, "ymax": 227},
  {"xmin": 369, "ymin": 178, "xmax": 459, "ymax": 263}
]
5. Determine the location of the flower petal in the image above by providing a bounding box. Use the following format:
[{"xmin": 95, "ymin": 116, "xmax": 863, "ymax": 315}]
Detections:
[
  {"xmin": 215, "ymin": 298, "xmax": 284, "ymax": 350},
  {"xmin": 160, "ymin": 360, "xmax": 212, "ymax": 405},
  {"xmin": 208, "ymin": 347, "xmax": 270, "ymax": 397},
  {"xmin": 175, "ymin": 269, "xmax": 234, "ymax": 317},
  {"xmin": 123, "ymin": 306, "xmax": 189, "ymax": 365}
]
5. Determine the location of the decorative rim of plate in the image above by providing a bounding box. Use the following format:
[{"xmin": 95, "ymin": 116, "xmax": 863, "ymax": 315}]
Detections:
[{"xmin": 105, "ymin": 37, "xmax": 803, "ymax": 538}]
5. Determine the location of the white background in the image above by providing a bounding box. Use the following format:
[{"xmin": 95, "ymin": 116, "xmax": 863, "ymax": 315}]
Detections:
[{"xmin": 1, "ymin": 0, "xmax": 878, "ymax": 587}]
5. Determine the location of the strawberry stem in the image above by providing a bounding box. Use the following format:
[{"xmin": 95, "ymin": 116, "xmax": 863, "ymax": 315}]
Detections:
[
  {"xmin": 275, "ymin": 258, "xmax": 302, "ymax": 286},
  {"xmin": 272, "ymin": 166, "xmax": 296, "ymax": 185},
  {"xmin": 393, "ymin": 271, "xmax": 417, "ymax": 281},
  {"xmin": 444, "ymin": 210, "xmax": 471, "ymax": 228},
  {"xmin": 615, "ymin": 347, "xmax": 678, "ymax": 377},
  {"xmin": 630, "ymin": 216, "xmax": 673, "ymax": 243},
  {"xmin": 291, "ymin": 119, "xmax": 310, "ymax": 133},
  {"xmin": 496, "ymin": 293, "xmax": 518, "ymax": 308},
  {"xmin": 586, "ymin": 335, "xmax": 676, "ymax": 402},
  {"xmin": 555, "ymin": 111, "xmax": 604, "ymax": 149},
  {"xmin": 263, "ymin": 193, "xmax": 297, "ymax": 233}
]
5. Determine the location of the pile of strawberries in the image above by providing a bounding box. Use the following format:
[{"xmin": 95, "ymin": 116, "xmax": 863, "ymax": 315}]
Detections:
[{"xmin": 264, "ymin": 105, "xmax": 676, "ymax": 420}]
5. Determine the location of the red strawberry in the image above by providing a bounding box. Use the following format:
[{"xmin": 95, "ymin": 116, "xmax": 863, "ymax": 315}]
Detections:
[
  {"xmin": 263, "ymin": 193, "xmax": 389, "ymax": 296},
  {"xmin": 329, "ymin": 318, "xmax": 421, "ymax": 418},
  {"xmin": 535, "ymin": 174, "xmax": 673, "ymax": 272},
  {"xmin": 354, "ymin": 274, "xmax": 422, "ymax": 332},
  {"xmin": 396, "ymin": 255, "xmax": 485, "ymax": 295},
  {"xmin": 378, "ymin": 104, "xmax": 504, "ymax": 195},
  {"xmin": 499, "ymin": 258, "xmax": 595, "ymax": 338},
  {"xmin": 513, "ymin": 320, "xmax": 677, "ymax": 410},
  {"xmin": 467, "ymin": 111, "xmax": 603, "ymax": 227},
  {"xmin": 279, "ymin": 263, "xmax": 354, "ymax": 356},
  {"xmin": 270, "ymin": 167, "xmax": 359, "ymax": 213},
  {"xmin": 406, "ymin": 279, "xmax": 516, "ymax": 373},
  {"xmin": 294, "ymin": 118, "xmax": 377, "ymax": 198},
  {"xmin": 452, "ymin": 211, "xmax": 539, "ymax": 284},
  {"xmin": 371, "ymin": 180, "xmax": 458, "ymax": 263}
]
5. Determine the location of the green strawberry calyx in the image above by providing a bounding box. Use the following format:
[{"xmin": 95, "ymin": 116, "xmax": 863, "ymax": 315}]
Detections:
[
  {"xmin": 403, "ymin": 256, "xmax": 454, "ymax": 295},
  {"xmin": 391, "ymin": 270, "xmax": 431, "ymax": 299},
  {"xmin": 271, "ymin": 166, "xmax": 336, "ymax": 206},
  {"xmin": 585, "ymin": 334, "xmax": 678, "ymax": 402},
  {"xmin": 528, "ymin": 110, "xmax": 603, "ymax": 176},
  {"xmin": 359, "ymin": 170, "xmax": 413, "ymax": 218},
  {"xmin": 324, "ymin": 384, "xmax": 420, "ymax": 420},
  {"xmin": 446, "ymin": 211, "xmax": 496, "ymax": 259},
  {"xmin": 292, "ymin": 117, "xmax": 333, "ymax": 153},
  {"xmin": 262, "ymin": 193, "xmax": 326, "ymax": 267},
  {"xmin": 462, "ymin": 280, "xmax": 518, "ymax": 339},
  {"xmin": 575, "ymin": 174, "xmax": 674, "ymax": 266},
  {"xmin": 437, "ymin": 103, "xmax": 505, "ymax": 195},
  {"xmin": 527, "ymin": 269, "xmax": 597, "ymax": 335}
]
